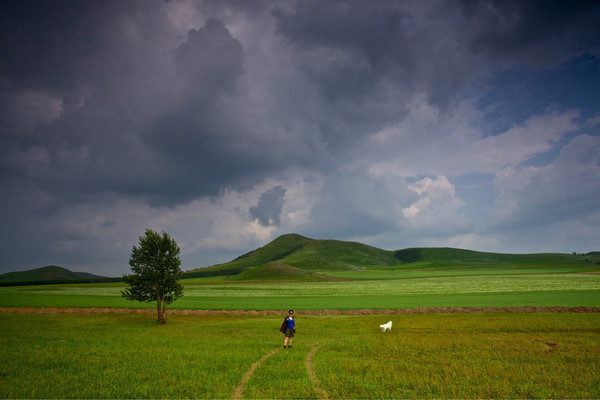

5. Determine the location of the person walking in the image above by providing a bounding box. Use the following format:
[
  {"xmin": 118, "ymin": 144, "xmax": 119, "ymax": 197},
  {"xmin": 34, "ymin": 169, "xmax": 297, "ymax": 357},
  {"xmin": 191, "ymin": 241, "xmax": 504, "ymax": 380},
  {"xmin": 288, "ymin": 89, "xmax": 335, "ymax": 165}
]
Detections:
[{"xmin": 283, "ymin": 310, "xmax": 295, "ymax": 348}]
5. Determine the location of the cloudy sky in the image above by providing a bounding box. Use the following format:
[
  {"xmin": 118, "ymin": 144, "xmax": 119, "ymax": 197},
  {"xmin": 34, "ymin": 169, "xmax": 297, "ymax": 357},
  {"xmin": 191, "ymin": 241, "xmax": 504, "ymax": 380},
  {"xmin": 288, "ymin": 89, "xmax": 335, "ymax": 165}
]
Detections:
[{"xmin": 1, "ymin": 0, "xmax": 599, "ymax": 276}]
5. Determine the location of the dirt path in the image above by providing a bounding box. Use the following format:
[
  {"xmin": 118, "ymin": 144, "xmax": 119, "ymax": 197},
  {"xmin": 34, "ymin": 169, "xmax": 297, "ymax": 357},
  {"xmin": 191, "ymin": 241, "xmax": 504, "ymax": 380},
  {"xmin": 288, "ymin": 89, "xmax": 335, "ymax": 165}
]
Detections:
[
  {"xmin": 307, "ymin": 344, "xmax": 327, "ymax": 400},
  {"xmin": 1, "ymin": 306, "xmax": 598, "ymax": 315},
  {"xmin": 232, "ymin": 348, "xmax": 280, "ymax": 399}
]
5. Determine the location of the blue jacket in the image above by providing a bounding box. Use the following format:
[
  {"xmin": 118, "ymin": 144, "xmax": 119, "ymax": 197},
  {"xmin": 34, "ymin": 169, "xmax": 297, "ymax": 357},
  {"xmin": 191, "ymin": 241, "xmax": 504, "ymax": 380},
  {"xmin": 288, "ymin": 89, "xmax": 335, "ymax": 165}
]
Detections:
[
  {"xmin": 279, "ymin": 317, "xmax": 296, "ymax": 333},
  {"xmin": 285, "ymin": 317, "xmax": 295, "ymax": 329}
]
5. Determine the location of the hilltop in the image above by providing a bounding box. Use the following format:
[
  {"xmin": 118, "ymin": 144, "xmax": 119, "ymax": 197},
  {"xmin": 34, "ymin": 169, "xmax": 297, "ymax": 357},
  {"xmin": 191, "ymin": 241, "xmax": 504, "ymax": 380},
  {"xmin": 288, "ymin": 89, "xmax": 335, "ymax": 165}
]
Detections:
[{"xmin": 185, "ymin": 233, "xmax": 599, "ymax": 279}]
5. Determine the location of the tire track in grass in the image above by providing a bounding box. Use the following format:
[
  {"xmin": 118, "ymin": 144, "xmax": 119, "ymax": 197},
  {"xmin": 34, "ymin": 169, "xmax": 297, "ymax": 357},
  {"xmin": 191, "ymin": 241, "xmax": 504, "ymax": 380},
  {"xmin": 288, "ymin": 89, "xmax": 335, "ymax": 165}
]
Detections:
[
  {"xmin": 307, "ymin": 344, "xmax": 328, "ymax": 400},
  {"xmin": 232, "ymin": 348, "xmax": 280, "ymax": 399}
]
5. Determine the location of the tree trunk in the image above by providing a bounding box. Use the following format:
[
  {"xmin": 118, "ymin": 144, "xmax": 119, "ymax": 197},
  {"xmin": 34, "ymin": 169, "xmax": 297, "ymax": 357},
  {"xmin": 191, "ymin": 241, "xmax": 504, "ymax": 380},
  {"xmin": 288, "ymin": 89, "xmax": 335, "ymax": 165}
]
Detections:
[
  {"xmin": 156, "ymin": 296, "xmax": 166, "ymax": 324},
  {"xmin": 156, "ymin": 297, "xmax": 161, "ymax": 323}
]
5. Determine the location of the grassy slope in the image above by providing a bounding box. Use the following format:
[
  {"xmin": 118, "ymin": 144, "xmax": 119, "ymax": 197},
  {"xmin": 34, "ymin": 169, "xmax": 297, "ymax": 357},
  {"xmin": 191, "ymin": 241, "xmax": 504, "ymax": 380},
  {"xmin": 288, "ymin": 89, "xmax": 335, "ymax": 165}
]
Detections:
[
  {"xmin": 227, "ymin": 261, "xmax": 329, "ymax": 282},
  {"xmin": 185, "ymin": 234, "xmax": 314, "ymax": 277},
  {"xmin": 282, "ymin": 238, "xmax": 397, "ymax": 270}
]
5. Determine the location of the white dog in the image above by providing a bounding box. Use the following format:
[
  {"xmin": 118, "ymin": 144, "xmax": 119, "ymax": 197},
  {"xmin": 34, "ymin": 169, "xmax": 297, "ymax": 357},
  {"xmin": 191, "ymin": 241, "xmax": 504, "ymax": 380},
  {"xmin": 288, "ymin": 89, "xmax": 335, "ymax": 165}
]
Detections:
[{"xmin": 379, "ymin": 321, "xmax": 393, "ymax": 333}]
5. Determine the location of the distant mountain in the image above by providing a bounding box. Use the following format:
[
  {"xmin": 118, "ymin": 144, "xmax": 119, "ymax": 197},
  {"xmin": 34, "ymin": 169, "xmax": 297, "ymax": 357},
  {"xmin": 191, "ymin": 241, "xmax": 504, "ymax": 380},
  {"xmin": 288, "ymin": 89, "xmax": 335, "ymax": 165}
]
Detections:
[
  {"xmin": 185, "ymin": 233, "xmax": 600, "ymax": 279},
  {"xmin": 0, "ymin": 265, "xmax": 115, "ymax": 286}
]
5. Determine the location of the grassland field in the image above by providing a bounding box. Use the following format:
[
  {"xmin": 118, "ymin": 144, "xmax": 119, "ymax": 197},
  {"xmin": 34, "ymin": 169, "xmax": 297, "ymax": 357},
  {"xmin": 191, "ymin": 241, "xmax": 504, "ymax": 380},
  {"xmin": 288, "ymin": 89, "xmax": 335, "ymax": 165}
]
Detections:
[
  {"xmin": 1, "ymin": 261, "xmax": 599, "ymax": 398},
  {"xmin": 1, "ymin": 312, "xmax": 599, "ymax": 399}
]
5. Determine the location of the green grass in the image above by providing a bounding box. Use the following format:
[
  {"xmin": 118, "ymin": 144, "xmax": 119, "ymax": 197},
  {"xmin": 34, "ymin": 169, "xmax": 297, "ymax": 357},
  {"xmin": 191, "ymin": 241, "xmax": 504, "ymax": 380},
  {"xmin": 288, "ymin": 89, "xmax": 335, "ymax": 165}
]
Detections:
[
  {"xmin": 1, "ymin": 271, "xmax": 599, "ymax": 310},
  {"xmin": 313, "ymin": 313, "xmax": 600, "ymax": 399},
  {"xmin": 280, "ymin": 237, "xmax": 398, "ymax": 270},
  {"xmin": 0, "ymin": 314, "xmax": 274, "ymax": 398},
  {"xmin": 227, "ymin": 261, "xmax": 329, "ymax": 282},
  {"xmin": 2, "ymin": 238, "xmax": 597, "ymax": 398},
  {"xmin": 1, "ymin": 312, "xmax": 598, "ymax": 399}
]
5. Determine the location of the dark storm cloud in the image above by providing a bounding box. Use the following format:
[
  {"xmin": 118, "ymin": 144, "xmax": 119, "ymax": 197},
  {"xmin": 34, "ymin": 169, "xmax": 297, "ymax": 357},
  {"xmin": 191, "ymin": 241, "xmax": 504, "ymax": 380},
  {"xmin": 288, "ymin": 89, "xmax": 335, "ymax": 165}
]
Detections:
[
  {"xmin": 272, "ymin": 0, "xmax": 600, "ymax": 110},
  {"xmin": 173, "ymin": 18, "xmax": 243, "ymax": 94},
  {"xmin": 1, "ymin": 0, "xmax": 177, "ymax": 202},
  {"xmin": 4, "ymin": 0, "xmax": 597, "ymax": 209},
  {"xmin": 249, "ymin": 185, "xmax": 287, "ymax": 226},
  {"xmin": 466, "ymin": 0, "xmax": 600, "ymax": 66},
  {"xmin": 273, "ymin": 2, "xmax": 412, "ymax": 95},
  {"xmin": 140, "ymin": 17, "xmax": 252, "ymax": 204},
  {"xmin": 0, "ymin": 1, "xmax": 335, "ymax": 209},
  {"xmin": 0, "ymin": 0, "xmax": 172, "ymax": 92},
  {"xmin": 1, "ymin": 3, "xmax": 280, "ymax": 207},
  {"xmin": 272, "ymin": 1, "xmax": 420, "ymax": 111},
  {"xmin": 1, "ymin": 0, "xmax": 600, "ymax": 275}
]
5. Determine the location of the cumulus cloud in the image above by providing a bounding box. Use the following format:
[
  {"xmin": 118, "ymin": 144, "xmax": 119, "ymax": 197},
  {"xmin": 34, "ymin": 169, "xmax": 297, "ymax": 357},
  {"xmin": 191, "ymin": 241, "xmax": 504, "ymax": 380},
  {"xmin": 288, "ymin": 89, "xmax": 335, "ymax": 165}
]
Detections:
[
  {"xmin": 402, "ymin": 175, "xmax": 471, "ymax": 234},
  {"xmin": 367, "ymin": 100, "xmax": 581, "ymax": 180},
  {"xmin": 488, "ymin": 134, "xmax": 600, "ymax": 232}
]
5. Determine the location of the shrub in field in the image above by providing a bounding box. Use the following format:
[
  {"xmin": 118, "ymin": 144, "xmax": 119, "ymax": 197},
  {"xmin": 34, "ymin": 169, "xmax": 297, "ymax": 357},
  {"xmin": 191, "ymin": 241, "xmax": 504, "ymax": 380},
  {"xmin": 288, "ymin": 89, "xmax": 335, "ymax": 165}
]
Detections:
[{"xmin": 122, "ymin": 229, "xmax": 183, "ymax": 323}]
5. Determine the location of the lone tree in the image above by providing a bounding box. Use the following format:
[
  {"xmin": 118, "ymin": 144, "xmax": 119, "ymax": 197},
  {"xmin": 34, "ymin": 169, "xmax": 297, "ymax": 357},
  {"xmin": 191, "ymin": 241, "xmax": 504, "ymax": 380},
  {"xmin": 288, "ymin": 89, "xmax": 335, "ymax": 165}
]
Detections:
[{"xmin": 122, "ymin": 229, "xmax": 184, "ymax": 324}]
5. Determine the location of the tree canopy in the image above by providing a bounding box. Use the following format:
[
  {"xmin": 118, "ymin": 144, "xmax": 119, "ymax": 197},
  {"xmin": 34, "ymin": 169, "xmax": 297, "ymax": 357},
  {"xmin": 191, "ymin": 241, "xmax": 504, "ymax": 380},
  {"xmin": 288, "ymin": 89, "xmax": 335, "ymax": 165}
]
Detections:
[{"xmin": 122, "ymin": 229, "xmax": 184, "ymax": 323}]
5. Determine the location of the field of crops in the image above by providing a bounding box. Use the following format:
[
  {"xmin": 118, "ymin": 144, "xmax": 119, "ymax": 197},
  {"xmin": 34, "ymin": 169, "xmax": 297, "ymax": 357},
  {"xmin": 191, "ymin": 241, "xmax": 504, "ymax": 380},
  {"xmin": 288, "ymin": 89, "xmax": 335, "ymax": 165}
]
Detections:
[
  {"xmin": 1, "ymin": 268, "xmax": 599, "ymax": 311},
  {"xmin": 1, "ymin": 312, "xmax": 598, "ymax": 399}
]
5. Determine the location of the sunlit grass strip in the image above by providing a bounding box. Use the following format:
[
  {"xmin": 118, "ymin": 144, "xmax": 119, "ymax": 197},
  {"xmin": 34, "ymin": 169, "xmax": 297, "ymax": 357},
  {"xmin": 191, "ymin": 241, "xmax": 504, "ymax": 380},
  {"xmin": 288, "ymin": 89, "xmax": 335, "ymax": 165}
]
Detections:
[
  {"xmin": 196, "ymin": 273, "xmax": 600, "ymax": 296},
  {"xmin": 4, "ymin": 272, "xmax": 599, "ymax": 297},
  {"xmin": 1, "ymin": 272, "xmax": 598, "ymax": 310}
]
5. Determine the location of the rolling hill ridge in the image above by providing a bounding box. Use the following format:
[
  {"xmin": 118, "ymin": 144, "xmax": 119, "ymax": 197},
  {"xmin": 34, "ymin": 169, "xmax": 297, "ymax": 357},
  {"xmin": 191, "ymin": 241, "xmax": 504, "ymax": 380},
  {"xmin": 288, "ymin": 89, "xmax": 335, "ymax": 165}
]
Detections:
[
  {"xmin": 185, "ymin": 233, "xmax": 600, "ymax": 279},
  {"xmin": 3, "ymin": 234, "xmax": 598, "ymax": 284}
]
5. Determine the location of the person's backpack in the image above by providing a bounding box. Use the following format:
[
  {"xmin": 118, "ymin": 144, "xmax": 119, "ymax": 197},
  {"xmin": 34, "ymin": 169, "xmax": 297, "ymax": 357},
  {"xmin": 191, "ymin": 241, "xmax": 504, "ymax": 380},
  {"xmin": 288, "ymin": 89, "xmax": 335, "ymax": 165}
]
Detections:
[{"xmin": 279, "ymin": 318, "xmax": 286, "ymax": 334}]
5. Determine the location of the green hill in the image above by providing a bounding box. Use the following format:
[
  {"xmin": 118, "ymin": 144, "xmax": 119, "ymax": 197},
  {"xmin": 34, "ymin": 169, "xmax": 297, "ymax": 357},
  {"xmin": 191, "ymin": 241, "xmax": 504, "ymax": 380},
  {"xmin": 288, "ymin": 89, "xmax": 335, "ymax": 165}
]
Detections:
[
  {"xmin": 185, "ymin": 233, "xmax": 599, "ymax": 279},
  {"xmin": 185, "ymin": 233, "xmax": 398, "ymax": 278},
  {"xmin": 0, "ymin": 266, "xmax": 113, "ymax": 286}
]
